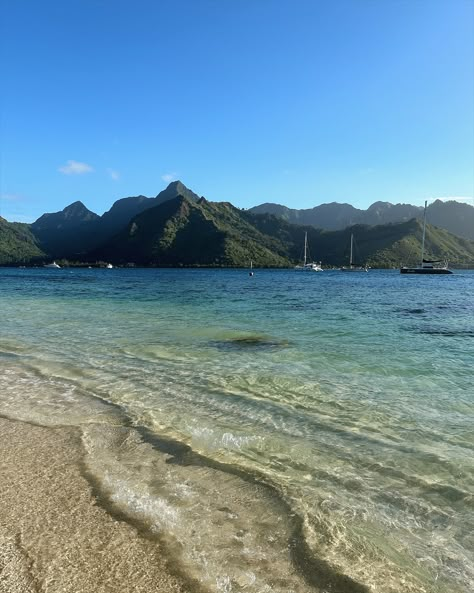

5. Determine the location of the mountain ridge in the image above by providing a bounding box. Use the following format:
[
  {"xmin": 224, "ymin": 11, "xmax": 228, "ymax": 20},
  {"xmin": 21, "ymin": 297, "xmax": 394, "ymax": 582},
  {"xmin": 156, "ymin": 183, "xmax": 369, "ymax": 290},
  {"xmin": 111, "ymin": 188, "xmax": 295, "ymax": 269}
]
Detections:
[
  {"xmin": 27, "ymin": 181, "xmax": 202, "ymax": 257},
  {"xmin": 26, "ymin": 181, "xmax": 474, "ymax": 243},
  {"xmin": 249, "ymin": 199, "xmax": 474, "ymax": 240},
  {"xmin": 90, "ymin": 194, "xmax": 292, "ymax": 267},
  {"xmin": 1, "ymin": 181, "xmax": 474, "ymax": 267},
  {"xmin": 88, "ymin": 193, "xmax": 474, "ymax": 268}
]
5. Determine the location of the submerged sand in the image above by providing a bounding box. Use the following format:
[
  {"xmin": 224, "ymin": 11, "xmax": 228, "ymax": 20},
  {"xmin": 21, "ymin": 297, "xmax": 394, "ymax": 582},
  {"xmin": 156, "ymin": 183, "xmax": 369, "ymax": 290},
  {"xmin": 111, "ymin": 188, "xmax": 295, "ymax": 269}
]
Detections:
[{"xmin": 0, "ymin": 417, "xmax": 189, "ymax": 593}]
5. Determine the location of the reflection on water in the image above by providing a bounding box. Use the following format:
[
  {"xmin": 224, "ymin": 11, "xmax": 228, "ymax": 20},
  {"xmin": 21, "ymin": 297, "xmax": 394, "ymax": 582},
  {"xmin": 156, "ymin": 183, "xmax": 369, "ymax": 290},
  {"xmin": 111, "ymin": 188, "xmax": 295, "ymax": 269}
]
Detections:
[{"xmin": 0, "ymin": 268, "xmax": 473, "ymax": 592}]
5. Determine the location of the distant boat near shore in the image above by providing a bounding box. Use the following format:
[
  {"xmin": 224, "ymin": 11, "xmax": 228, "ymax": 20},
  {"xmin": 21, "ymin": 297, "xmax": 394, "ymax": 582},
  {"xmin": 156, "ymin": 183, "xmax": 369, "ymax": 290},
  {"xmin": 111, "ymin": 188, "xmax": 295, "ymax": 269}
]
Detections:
[
  {"xmin": 340, "ymin": 234, "xmax": 368, "ymax": 272},
  {"xmin": 295, "ymin": 232, "xmax": 323, "ymax": 271},
  {"xmin": 44, "ymin": 261, "xmax": 61, "ymax": 268},
  {"xmin": 400, "ymin": 201, "xmax": 453, "ymax": 274}
]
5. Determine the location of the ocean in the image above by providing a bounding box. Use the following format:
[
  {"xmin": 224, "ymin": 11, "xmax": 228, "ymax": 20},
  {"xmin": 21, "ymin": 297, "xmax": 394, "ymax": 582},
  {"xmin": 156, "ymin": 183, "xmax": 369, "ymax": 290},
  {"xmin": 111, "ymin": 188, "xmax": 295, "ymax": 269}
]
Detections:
[{"xmin": 0, "ymin": 267, "xmax": 472, "ymax": 593}]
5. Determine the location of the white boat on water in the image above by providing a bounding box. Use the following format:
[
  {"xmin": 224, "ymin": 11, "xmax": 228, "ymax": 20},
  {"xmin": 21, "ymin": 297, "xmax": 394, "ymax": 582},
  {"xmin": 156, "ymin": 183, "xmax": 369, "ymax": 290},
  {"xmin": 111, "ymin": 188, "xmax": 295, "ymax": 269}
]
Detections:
[
  {"xmin": 340, "ymin": 233, "xmax": 368, "ymax": 272},
  {"xmin": 400, "ymin": 201, "xmax": 452, "ymax": 274},
  {"xmin": 44, "ymin": 261, "xmax": 61, "ymax": 269},
  {"xmin": 295, "ymin": 232, "xmax": 323, "ymax": 271},
  {"xmin": 106, "ymin": 263, "xmax": 113, "ymax": 269}
]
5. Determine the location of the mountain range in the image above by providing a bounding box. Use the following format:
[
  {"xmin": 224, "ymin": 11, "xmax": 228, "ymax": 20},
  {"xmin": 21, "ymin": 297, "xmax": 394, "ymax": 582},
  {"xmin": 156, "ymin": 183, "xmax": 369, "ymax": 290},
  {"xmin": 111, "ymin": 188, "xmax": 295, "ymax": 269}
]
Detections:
[
  {"xmin": 1, "ymin": 181, "xmax": 474, "ymax": 267},
  {"xmin": 249, "ymin": 199, "xmax": 474, "ymax": 240},
  {"xmin": 29, "ymin": 181, "xmax": 201, "ymax": 257}
]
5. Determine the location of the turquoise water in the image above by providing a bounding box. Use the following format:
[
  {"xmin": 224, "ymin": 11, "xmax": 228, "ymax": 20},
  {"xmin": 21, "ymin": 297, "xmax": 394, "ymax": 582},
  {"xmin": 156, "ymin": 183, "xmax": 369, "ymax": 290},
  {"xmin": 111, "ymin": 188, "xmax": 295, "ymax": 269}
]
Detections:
[{"xmin": 0, "ymin": 267, "xmax": 472, "ymax": 593}]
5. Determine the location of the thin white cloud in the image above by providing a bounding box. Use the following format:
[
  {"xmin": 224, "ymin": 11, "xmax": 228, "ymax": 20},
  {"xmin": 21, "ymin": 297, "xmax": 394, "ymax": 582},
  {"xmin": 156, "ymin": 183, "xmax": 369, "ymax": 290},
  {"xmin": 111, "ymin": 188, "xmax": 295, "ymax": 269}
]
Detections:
[
  {"xmin": 107, "ymin": 168, "xmax": 120, "ymax": 181},
  {"xmin": 162, "ymin": 172, "xmax": 177, "ymax": 183},
  {"xmin": 58, "ymin": 160, "xmax": 94, "ymax": 175}
]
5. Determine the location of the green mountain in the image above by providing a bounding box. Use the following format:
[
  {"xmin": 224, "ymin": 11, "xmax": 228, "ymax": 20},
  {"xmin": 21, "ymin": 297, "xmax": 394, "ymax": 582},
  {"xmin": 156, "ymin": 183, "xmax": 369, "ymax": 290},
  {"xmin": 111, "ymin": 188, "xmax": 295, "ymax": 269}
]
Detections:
[
  {"xmin": 90, "ymin": 196, "xmax": 474, "ymax": 268},
  {"xmin": 98, "ymin": 180, "xmax": 201, "ymax": 239},
  {"xmin": 2, "ymin": 181, "xmax": 474, "ymax": 267},
  {"xmin": 27, "ymin": 180, "xmax": 203, "ymax": 257},
  {"xmin": 249, "ymin": 199, "xmax": 474, "ymax": 241},
  {"xmin": 0, "ymin": 217, "xmax": 45, "ymax": 265},
  {"xmin": 426, "ymin": 200, "xmax": 474, "ymax": 241},
  {"xmin": 304, "ymin": 220, "xmax": 474, "ymax": 268},
  {"xmin": 90, "ymin": 195, "xmax": 292, "ymax": 266},
  {"xmin": 30, "ymin": 201, "xmax": 101, "ymax": 256}
]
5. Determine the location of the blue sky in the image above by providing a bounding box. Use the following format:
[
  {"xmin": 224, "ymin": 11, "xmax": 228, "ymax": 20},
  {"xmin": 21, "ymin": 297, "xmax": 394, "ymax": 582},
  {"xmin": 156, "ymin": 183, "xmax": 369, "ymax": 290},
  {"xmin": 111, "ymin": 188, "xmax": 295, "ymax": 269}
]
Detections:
[{"xmin": 1, "ymin": 0, "xmax": 473, "ymax": 222}]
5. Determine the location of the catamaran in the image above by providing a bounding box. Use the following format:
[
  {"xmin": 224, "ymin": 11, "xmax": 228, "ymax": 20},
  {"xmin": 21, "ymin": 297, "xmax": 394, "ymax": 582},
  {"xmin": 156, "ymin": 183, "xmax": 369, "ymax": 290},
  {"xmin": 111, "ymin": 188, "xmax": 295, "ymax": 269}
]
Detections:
[
  {"xmin": 295, "ymin": 232, "xmax": 323, "ymax": 271},
  {"xmin": 400, "ymin": 201, "xmax": 452, "ymax": 274},
  {"xmin": 340, "ymin": 233, "xmax": 368, "ymax": 272}
]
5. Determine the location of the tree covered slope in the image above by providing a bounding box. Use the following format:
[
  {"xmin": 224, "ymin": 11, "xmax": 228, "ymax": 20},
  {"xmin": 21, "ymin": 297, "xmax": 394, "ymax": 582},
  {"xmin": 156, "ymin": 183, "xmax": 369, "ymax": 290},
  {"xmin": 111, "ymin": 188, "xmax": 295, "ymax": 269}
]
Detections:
[
  {"xmin": 90, "ymin": 196, "xmax": 292, "ymax": 266},
  {"xmin": 0, "ymin": 218, "xmax": 45, "ymax": 265}
]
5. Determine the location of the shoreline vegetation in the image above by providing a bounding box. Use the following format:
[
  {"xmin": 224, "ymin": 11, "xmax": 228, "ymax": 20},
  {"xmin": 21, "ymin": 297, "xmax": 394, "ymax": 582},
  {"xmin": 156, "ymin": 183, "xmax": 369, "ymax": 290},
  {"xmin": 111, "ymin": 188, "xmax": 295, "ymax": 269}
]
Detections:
[{"xmin": 0, "ymin": 416, "xmax": 190, "ymax": 593}]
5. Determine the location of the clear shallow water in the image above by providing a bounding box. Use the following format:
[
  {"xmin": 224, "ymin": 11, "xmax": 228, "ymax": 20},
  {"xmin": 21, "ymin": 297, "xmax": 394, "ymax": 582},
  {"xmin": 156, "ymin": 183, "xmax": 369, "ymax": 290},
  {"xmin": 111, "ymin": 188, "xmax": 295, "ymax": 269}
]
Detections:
[{"xmin": 0, "ymin": 267, "xmax": 473, "ymax": 593}]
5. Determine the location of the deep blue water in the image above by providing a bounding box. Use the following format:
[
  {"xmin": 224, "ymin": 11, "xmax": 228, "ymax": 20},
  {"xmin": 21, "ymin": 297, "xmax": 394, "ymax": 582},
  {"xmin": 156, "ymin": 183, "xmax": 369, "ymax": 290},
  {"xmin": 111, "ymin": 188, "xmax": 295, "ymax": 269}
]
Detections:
[{"xmin": 1, "ymin": 267, "xmax": 473, "ymax": 593}]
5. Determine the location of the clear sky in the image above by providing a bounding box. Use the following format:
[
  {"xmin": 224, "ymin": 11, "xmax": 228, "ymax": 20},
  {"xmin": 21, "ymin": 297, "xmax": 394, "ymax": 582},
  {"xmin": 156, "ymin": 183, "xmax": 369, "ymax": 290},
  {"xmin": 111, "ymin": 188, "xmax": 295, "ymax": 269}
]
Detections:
[{"xmin": 1, "ymin": 0, "xmax": 473, "ymax": 222}]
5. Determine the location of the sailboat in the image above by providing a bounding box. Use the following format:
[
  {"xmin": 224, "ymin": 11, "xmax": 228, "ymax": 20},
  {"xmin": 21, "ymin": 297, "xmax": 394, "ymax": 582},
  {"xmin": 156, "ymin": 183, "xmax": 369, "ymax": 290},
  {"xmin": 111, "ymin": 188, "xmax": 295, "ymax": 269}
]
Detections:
[
  {"xmin": 400, "ymin": 201, "xmax": 452, "ymax": 274},
  {"xmin": 340, "ymin": 233, "xmax": 368, "ymax": 272},
  {"xmin": 295, "ymin": 232, "xmax": 323, "ymax": 271},
  {"xmin": 249, "ymin": 260, "xmax": 254, "ymax": 276},
  {"xmin": 44, "ymin": 261, "xmax": 61, "ymax": 268}
]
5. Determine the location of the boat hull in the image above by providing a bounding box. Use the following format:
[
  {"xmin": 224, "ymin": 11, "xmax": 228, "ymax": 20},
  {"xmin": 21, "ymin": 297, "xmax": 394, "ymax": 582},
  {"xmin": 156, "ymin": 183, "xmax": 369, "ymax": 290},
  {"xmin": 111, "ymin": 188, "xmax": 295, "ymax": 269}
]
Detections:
[
  {"xmin": 295, "ymin": 264, "xmax": 323, "ymax": 272},
  {"xmin": 400, "ymin": 267, "xmax": 452, "ymax": 274}
]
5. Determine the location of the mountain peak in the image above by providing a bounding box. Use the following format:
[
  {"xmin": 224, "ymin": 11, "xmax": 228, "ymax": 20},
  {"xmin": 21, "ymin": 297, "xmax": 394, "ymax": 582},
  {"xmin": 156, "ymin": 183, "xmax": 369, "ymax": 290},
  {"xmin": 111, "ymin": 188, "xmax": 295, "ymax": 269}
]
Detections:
[
  {"xmin": 65, "ymin": 200, "xmax": 87, "ymax": 209},
  {"xmin": 29, "ymin": 199, "xmax": 100, "ymax": 256},
  {"xmin": 153, "ymin": 180, "xmax": 200, "ymax": 205},
  {"xmin": 154, "ymin": 180, "xmax": 187, "ymax": 197},
  {"xmin": 368, "ymin": 201, "xmax": 392, "ymax": 210},
  {"xmin": 32, "ymin": 200, "xmax": 99, "ymax": 228},
  {"xmin": 165, "ymin": 180, "xmax": 185, "ymax": 190},
  {"xmin": 62, "ymin": 201, "xmax": 96, "ymax": 218}
]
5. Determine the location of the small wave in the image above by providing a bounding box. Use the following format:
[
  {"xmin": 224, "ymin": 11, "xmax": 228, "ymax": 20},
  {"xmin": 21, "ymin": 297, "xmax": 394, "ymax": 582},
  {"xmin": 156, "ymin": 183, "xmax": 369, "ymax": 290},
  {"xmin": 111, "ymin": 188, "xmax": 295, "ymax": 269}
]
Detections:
[
  {"xmin": 188, "ymin": 425, "xmax": 264, "ymax": 453},
  {"xmin": 81, "ymin": 423, "xmax": 371, "ymax": 593},
  {"xmin": 365, "ymin": 461, "xmax": 473, "ymax": 509}
]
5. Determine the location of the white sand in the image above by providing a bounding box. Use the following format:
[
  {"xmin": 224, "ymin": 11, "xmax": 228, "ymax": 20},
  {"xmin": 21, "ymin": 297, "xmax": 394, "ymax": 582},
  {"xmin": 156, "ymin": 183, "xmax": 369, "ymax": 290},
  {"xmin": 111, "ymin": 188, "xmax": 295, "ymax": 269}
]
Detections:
[{"xmin": 0, "ymin": 417, "xmax": 190, "ymax": 593}]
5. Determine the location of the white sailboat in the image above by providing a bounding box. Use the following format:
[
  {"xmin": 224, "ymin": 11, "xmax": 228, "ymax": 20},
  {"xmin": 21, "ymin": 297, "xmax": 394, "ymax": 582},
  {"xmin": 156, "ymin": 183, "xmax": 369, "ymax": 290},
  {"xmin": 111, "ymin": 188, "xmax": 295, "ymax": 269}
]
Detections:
[
  {"xmin": 295, "ymin": 232, "xmax": 323, "ymax": 271},
  {"xmin": 249, "ymin": 260, "xmax": 254, "ymax": 276},
  {"xmin": 44, "ymin": 261, "xmax": 61, "ymax": 268},
  {"xmin": 340, "ymin": 233, "xmax": 368, "ymax": 272},
  {"xmin": 400, "ymin": 201, "xmax": 452, "ymax": 274}
]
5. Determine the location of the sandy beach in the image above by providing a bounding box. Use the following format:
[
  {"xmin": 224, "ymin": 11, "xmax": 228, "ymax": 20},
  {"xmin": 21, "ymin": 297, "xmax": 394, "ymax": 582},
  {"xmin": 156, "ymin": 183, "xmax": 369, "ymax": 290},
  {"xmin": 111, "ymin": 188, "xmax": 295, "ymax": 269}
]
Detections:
[{"xmin": 0, "ymin": 416, "xmax": 190, "ymax": 593}]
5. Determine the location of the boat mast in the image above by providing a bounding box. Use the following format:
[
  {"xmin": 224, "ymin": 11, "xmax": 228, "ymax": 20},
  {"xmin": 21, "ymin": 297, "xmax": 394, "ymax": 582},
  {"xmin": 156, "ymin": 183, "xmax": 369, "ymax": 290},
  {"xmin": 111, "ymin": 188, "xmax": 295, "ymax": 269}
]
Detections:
[
  {"xmin": 420, "ymin": 200, "xmax": 427, "ymax": 266},
  {"xmin": 304, "ymin": 232, "xmax": 307, "ymax": 266},
  {"xmin": 350, "ymin": 233, "xmax": 353, "ymax": 267}
]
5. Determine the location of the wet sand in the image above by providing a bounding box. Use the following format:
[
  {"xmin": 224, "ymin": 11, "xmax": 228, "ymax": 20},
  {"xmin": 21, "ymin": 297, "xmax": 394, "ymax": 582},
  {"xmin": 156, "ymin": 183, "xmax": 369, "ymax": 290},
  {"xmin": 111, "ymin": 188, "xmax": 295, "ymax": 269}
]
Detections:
[{"xmin": 0, "ymin": 417, "xmax": 189, "ymax": 593}]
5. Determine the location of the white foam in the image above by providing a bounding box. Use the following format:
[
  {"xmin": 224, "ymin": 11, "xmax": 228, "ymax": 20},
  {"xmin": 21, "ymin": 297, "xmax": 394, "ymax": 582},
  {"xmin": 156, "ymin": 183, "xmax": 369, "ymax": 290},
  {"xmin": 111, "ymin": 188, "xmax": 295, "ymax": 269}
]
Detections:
[{"xmin": 188, "ymin": 424, "xmax": 264, "ymax": 453}]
